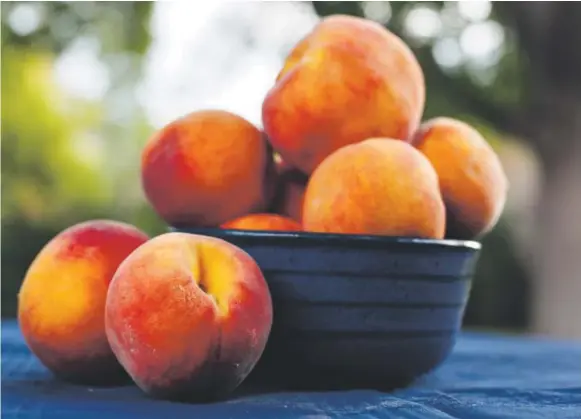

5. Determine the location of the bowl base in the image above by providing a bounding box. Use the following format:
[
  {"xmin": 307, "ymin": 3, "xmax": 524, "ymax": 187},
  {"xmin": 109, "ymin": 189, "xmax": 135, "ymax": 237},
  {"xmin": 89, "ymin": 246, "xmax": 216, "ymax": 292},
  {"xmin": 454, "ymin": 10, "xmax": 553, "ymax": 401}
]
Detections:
[{"xmin": 245, "ymin": 332, "xmax": 456, "ymax": 392}]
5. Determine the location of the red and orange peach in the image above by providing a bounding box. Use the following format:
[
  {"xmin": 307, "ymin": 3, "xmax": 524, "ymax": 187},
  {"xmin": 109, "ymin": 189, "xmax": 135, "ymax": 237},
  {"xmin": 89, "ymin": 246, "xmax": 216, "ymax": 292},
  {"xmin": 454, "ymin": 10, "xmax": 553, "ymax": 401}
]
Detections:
[
  {"xmin": 141, "ymin": 110, "xmax": 275, "ymax": 227},
  {"xmin": 413, "ymin": 117, "xmax": 509, "ymax": 239},
  {"xmin": 221, "ymin": 213, "xmax": 302, "ymax": 232},
  {"xmin": 17, "ymin": 220, "xmax": 149, "ymax": 385},
  {"xmin": 105, "ymin": 232, "xmax": 273, "ymax": 402},
  {"xmin": 303, "ymin": 138, "xmax": 446, "ymax": 239},
  {"xmin": 262, "ymin": 14, "xmax": 425, "ymax": 174}
]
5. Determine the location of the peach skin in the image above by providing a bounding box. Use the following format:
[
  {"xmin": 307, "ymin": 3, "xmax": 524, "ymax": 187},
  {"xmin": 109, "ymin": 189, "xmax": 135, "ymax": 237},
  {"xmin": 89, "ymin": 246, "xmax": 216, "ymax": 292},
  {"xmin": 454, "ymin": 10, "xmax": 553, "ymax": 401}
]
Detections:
[
  {"xmin": 221, "ymin": 213, "xmax": 302, "ymax": 232},
  {"xmin": 302, "ymin": 138, "xmax": 446, "ymax": 239},
  {"xmin": 105, "ymin": 232, "xmax": 273, "ymax": 402},
  {"xmin": 17, "ymin": 220, "xmax": 149, "ymax": 385},
  {"xmin": 141, "ymin": 110, "xmax": 275, "ymax": 227},
  {"xmin": 262, "ymin": 14, "xmax": 425, "ymax": 174},
  {"xmin": 413, "ymin": 117, "xmax": 509, "ymax": 239},
  {"xmin": 271, "ymin": 155, "xmax": 309, "ymax": 222}
]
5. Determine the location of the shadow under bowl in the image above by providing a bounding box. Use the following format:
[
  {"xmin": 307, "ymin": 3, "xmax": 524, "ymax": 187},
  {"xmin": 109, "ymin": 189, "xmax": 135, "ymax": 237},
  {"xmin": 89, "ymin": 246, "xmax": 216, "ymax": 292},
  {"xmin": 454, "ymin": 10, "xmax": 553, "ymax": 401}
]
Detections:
[{"xmin": 172, "ymin": 227, "xmax": 481, "ymax": 391}]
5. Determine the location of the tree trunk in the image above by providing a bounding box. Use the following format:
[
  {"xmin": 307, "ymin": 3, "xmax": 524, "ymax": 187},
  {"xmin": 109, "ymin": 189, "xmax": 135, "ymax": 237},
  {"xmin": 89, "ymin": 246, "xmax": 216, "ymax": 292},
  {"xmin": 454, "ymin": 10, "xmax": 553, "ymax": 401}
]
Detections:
[
  {"xmin": 496, "ymin": 2, "xmax": 581, "ymax": 338},
  {"xmin": 529, "ymin": 93, "xmax": 581, "ymax": 338}
]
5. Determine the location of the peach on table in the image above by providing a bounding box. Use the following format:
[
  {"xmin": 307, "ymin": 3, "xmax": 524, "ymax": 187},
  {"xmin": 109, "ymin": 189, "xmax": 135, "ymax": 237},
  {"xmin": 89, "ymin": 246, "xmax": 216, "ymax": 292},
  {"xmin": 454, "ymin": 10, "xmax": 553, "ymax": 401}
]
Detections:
[
  {"xmin": 17, "ymin": 220, "xmax": 149, "ymax": 386},
  {"xmin": 105, "ymin": 232, "xmax": 273, "ymax": 402}
]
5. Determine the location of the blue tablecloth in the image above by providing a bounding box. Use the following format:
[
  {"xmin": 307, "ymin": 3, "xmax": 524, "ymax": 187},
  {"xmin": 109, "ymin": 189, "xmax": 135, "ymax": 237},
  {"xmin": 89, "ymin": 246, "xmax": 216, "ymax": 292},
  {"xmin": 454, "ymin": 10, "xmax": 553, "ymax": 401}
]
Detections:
[{"xmin": 2, "ymin": 320, "xmax": 580, "ymax": 419}]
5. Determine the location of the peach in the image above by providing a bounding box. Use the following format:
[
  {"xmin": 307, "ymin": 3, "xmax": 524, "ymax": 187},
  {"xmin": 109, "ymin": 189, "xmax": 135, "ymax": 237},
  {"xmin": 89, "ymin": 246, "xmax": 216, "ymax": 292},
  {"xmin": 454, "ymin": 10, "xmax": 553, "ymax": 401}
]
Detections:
[
  {"xmin": 413, "ymin": 117, "xmax": 509, "ymax": 239},
  {"xmin": 17, "ymin": 220, "xmax": 149, "ymax": 385},
  {"xmin": 262, "ymin": 14, "xmax": 425, "ymax": 174},
  {"xmin": 271, "ymin": 155, "xmax": 308, "ymax": 222},
  {"xmin": 104, "ymin": 232, "xmax": 273, "ymax": 402},
  {"xmin": 141, "ymin": 110, "xmax": 275, "ymax": 227},
  {"xmin": 221, "ymin": 213, "xmax": 302, "ymax": 232},
  {"xmin": 303, "ymin": 138, "xmax": 446, "ymax": 238}
]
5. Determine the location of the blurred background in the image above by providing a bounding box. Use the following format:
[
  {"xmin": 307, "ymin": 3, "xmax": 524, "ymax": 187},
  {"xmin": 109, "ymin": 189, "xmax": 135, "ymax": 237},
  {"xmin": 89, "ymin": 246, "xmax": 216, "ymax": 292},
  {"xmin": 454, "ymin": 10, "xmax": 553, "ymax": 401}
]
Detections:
[{"xmin": 2, "ymin": 1, "xmax": 580, "ymax": 339}]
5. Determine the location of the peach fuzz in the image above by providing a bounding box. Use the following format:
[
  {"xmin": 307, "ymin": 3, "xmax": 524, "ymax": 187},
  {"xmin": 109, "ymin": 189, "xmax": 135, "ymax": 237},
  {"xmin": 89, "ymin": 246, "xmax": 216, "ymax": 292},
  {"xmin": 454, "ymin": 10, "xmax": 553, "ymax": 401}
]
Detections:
[
  {"xmin": 262, "ymin": 14, "xmax": 425, "ymax": 174},
  {"xmin": 271, "ymin": 155, "xmax": 308, "ymax": 222},
  {"xmin": 17, "ymin": 220, "xmax": 149, "ymax": 385},
  {"xmin": 413, "ymin": 117, "xmax": 509, "ymax": 239},
  {"xmin": 302, "ymin": 138, "xmax": 446, "ymax": 239},
  {"xmin": 221, "ymin": 213, "xmax": 302, "ymax": 232},
  {"xmin": 141, "ymin": 110, "xmax": 275, "ymax": 227},
  {"xmin": 105, "ymin": 232, "xmax": 273, "ymax": 402}
]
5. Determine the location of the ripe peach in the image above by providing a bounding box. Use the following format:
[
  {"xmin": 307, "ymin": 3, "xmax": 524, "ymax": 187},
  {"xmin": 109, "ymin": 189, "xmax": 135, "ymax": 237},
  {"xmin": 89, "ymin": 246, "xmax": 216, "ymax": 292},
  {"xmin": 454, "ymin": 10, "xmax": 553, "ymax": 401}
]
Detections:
[
  {"xmin": 105, "ymin": 232, "xmax": 273, "ymax": 402},
  {"xmin": 413, "ymin": 117, "xmax": 509, "ymax": 239},
  {"xmin": 221, "ymin": 213, "xmax": 302, "ymax": 232},
  {"xmin": 17, "ymin": 220, "xmax": 149, "ymax": 385},
  {"xmin": 262, "ymin": 14, "xmax": 425, "ymax": 174},
  {"xmin": 271, "ymin": 155, "xmax": 308, "ymax": 222},
  {"xmin": 141, "ymin": 110, "xmax": 275, "ymax": 227},
  {"xmin": 303, "ymin": 138, "xmax": 445, "ymax": 238}
]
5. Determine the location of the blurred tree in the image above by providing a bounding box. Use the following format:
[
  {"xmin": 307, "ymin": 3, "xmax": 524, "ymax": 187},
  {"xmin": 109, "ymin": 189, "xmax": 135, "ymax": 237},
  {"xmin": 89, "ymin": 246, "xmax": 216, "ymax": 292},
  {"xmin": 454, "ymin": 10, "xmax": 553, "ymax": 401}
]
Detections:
[
  {"xmin": 496, "ymin": 2, "xmax": 581, "ymax": 338},
  {"xmin": 312, "ymin": 1, "xmax": 581, "ymax": 337},
  {"xmin": 1, "ymin": 2, "xmax": 152, "ymax": 54},
  {"xmin": 1, "ymin": 46, "xmax": 108, "ymax": 222},
  {"xmin": 1, "ymin": 1, "xmax": 164, "ymax": 317}
]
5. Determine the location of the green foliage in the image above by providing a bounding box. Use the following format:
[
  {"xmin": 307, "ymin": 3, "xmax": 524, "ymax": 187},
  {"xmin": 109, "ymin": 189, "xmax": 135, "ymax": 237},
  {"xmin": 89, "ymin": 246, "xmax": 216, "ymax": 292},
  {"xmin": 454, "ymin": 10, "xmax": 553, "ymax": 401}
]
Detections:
[
  {"xmin": 1, "ymin": 2, "xmax": 153, "ymax": 54},
  {"xmin": 1, "ymin": 1, "xmax": 160, "ymax": 317},
  {"xmin": 1, "ymin": 46, "xmax": 110, "ymax": 223}
]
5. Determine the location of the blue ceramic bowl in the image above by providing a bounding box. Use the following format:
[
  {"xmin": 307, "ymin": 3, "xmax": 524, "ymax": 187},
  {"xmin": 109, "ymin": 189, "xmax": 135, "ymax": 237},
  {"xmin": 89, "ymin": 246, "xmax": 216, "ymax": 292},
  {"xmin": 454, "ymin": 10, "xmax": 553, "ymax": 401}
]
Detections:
[{"xmin": 173, "ymin": 227, "xmax": 481, "ymax": 391}]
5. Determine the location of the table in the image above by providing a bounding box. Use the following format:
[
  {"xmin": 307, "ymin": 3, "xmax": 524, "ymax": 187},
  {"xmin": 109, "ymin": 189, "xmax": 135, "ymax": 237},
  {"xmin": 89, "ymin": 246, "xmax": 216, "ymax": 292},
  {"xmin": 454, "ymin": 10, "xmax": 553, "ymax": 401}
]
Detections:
[{"xmin": 2, "ymin": 320, "xmax": 580, "ymax": 419}]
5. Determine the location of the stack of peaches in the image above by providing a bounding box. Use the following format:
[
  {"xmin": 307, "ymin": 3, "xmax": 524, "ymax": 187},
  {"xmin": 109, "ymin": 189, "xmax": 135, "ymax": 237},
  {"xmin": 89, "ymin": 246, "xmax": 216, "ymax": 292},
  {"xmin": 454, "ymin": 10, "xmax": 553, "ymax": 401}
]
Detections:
[{"xmin": 18, "ymin": 16, "xmax": 507, "ymax": 403}]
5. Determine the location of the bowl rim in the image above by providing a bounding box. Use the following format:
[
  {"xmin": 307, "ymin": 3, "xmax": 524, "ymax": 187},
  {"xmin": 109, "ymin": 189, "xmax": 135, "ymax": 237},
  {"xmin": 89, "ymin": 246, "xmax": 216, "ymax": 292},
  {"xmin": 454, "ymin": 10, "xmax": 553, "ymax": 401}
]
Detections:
[{"xmin": 170, "ymin": 226, "xmax": 482, "ymax": 251}]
